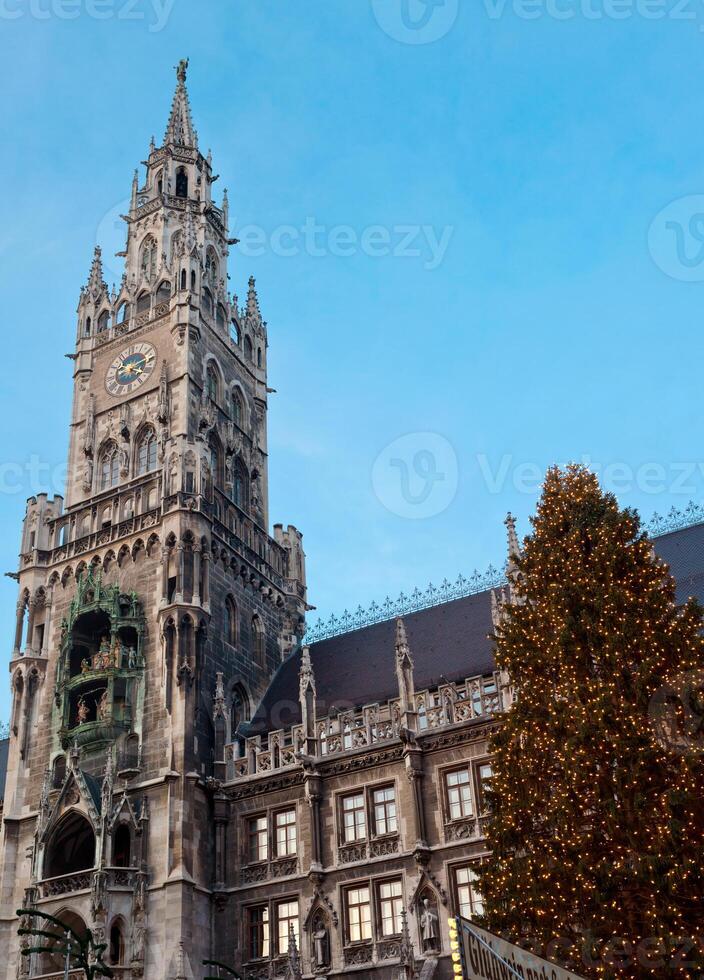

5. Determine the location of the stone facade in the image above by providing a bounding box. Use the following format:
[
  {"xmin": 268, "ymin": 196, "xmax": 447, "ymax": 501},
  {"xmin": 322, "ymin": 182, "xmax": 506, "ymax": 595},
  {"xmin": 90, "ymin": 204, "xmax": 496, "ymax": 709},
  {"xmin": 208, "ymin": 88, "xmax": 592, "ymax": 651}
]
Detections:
[
  {"xmin": 6, "ymin": 58, "xmax": 702, "ymax": 980},
  {"xmin": 0, "ymin": 60, "xmax": 307, "ymax": 980}
]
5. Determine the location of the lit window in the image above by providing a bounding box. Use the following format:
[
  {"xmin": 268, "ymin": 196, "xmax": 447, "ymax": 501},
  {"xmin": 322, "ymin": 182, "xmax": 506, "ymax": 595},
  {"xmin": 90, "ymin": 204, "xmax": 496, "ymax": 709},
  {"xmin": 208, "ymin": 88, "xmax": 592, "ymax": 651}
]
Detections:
[
  {"xmin": 455, "ymin": 865, "xmax": 484, "ymax": 919},
  {"xmin": 275, "ymin": 809, "xmax": 297, "ymax": 857},
  {"xmin": 247, "ymin": 905, "xmax": 269, "ymax": 960},
  {"xmin": 248, "ymin": 816, "xmax": 268, "ymax": 863},
  {"xmin": 372, "ymin": 786, "xmax": 397, "ymax": 836},
  {"xmin": 346, "ymin": 886, "xmax": 372, "ymax": 943},
  {"xmin": 446, "ymin": 768, "xmax": 473, "ymax": 820},
  {"xmin": 378, "ymin": 879, "xmax": 403, "ymax": 937},
  {"xmin": 276, "ymin": 899, "xmax": 299, "ymax": 955},
  {"xmin": 342, "ymin": 793, "xmax": 367, "ymax": 843},
  {"xmin": 477, "ymin": 762, "xmax": 493, "ymax": 814}
]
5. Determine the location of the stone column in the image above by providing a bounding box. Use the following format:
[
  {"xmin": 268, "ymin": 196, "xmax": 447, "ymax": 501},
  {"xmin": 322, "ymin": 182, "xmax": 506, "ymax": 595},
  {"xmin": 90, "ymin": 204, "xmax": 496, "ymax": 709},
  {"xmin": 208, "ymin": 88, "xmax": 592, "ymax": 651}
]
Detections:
[
  {"xmin": 192, "ymin": 546, "xmax": 202, "ymax": 605},
  {"xmin": 305, "ymin": 773, "xmax": 323, "ymax": 873},
  {"xmin": 41, "ymin": 590, "xmax": 52, "ymax": 657},
  {"xmin": 175, "ymin": 543, "xmax": 185, "ymax": 603},
  {"xmin": 14, "ymin": 599, "xmax": 26, "ymax": 654},
  {"xmin": 405, "ymin": 747, "xmax": 429, "ymax": 857},
  {"xmin": 24, "ymin": 597, "xmax": 36, "ymax": 654},
  {"xmin": 201, "ymin": 551, "xmax": 211, "ymax": 608},
  {"xmin": 161, "ymin": 544, "xmax": 171, "ymax": 605},
  {"xmin": 213, "ymin": 794, "xmax": 228, "ymax": 888}
]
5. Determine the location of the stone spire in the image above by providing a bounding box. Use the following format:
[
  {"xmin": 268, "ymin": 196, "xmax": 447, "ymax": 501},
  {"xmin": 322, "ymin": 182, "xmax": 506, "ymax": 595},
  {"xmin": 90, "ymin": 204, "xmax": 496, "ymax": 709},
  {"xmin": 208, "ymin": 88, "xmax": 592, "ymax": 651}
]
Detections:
[
  {"xmin": 505, "ymin": 511, "xmax": 520, "ymax": 578},
  {"xmin": 86, "ymin": 245, "xmax": 107, "ymax": 298},
  {"xmin": 164, "ymin": 58, "xmax": 198, "ymax": 149},
  {"xmin": 284, "ymin": 924, "xmax": 302, "ymax": 980},
  {"xmin": 395, "ymin": 618, "xmax": 416, "ymax": 729},
  {"xmin": 246, "ymin": 275, "xmax": 261, "ymax": 321},
  {"xmin": 299, "ymin": 646, "xmax": 317, "ymax": 755}
]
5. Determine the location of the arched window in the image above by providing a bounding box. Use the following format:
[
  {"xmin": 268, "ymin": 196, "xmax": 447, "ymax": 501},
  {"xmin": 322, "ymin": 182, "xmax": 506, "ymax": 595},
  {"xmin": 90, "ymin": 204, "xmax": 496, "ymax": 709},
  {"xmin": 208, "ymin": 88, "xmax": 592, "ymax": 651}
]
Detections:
[
  {"xmin": 97, "ymin": 310, "xmax": 110, "ymax": 333},
  {"xmin": 156, "ymin": 280, "xmax": 171, "ymax": 304},
  {"xmin": 257, "ymin": 346, "xmax": 262, "ymax": 368},
  {"xmin": 113, "ymin": 824, "xmax": 132, "ymax": 868},
  {"xmin": 233, "ymin": 458, "xmax": 249, "ymax": 511},
  {"xmin": 100, "ymin": 443, "xmax": 119, "ymax": 491},
  {"xmin": 202, "ymin": 287, "xmax": 214, "ymax": 317},
  {"xmin": 176, "ymin": 166, "xmax": 188, "ymax": 198},
  {"xmin": 232, "ymin": 390, "xmax": 244, "ymax": 427},
  {"xmin": 206, "ymin": 363, "xmax": 219, "ymax": 402},
  {"xmin": 140, "ymin": 236, "xmax": 158, "ymax": 283},
  {"xmin": 109, "ymin": 921, "xmax": 125, "ymax": 965},
  {"xmin": 85, "ymin": 316, "xmax": 92, "ymax": 335},
  {"xmin": 225, "ymin": 596, "xmax": 238, "ymax": 647},
  {"xmin": 244, "ymin": 335, "xmax": 253, "ymax": 362},
  {"xmin": 136, "ymin": 291, "xmax": 150, "ymax": 315},
  {"xmin": 117, "ymin": 302, "xmax": 130, "ymax": 323},
  {"xmin": 52, "ymin": 754, "xmax": 66, "ymax": 789},
  {"xmin": 191, "ymin": 269, "xmax": 196, "ymax": 291},
  {"xmin": 156, "ymin": 170, "xmax": 164, "ymax": 196},
  {"xmin": 180, "ymin": 268, "xmax": 187, "ymax": 291},
  {"xmin": 216, "ymin": 304, "xmax": 226, "ymax": 330},
  {"xmin": 208, "ymin": 434, "xmax": 223, "ymax": 491},
  {"xmin": 231, "ymin": 683, "xmax": 250, "ymax": 736},
  {"xmin": 38, "ymin": 911, "xmax": 88, "ymax": 977},
  {"xmin": 137, "ymin": 428, "xmax": 157, "ymax": 475},
  {"xmin": 252, "ymin": 615, "xmax": 265, "ymax": 665},
  {"xmin": 45, "ymin": 811, "xmax": 96, "ymax": 878},
  {"xmin": 230, "ymin": 319, "xmax": 240, "ymax": 345}
]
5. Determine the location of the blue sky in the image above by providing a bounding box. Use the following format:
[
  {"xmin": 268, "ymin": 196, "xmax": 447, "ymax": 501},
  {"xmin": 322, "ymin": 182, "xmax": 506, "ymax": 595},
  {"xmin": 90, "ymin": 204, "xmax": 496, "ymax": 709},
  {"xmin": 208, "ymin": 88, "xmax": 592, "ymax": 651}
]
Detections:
[{"xmin": 1, "ymin": 0, "xmax": 704, "ymax": 721}]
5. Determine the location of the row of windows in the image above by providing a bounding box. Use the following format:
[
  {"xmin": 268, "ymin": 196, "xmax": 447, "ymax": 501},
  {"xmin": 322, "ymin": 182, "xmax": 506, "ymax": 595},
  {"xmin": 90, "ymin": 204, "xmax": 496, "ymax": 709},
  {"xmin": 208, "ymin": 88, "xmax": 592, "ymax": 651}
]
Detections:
[
  {"xmin": 243, "ymin": 866, "xmax": 483, "ymax": 962},
  {"xmin": 99, "ymin": 430, "xmax": 157, "ymax": 491},
  {"xmin": 244, "ymin": 765, "xmax": 493, "ymax": 867}
]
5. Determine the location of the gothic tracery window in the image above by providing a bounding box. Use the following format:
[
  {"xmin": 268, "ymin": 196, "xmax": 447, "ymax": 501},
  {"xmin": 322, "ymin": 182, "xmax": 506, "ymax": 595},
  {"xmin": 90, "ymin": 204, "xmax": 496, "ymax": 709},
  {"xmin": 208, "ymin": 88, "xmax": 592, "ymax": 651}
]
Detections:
[
  {"xmin": 252, "ymin": 615, "xmax": 265, "ymax": 665},
  {"xmin": 137, "ymin": 428, "xmax": 158, "ymax": 475},
  {"xmin": 100, "ymin": 443, "xmax": 119, "ymax": 490},
  {"xmin": 225, "ymin": 596, "xmax": 238, "ymax": 647},
  {"xmin": 231, "ymin": 682, "xmax": 250, "ymax": 736},
  {"xmin": 140, "ymin": 235, "xmax": 158, "ymax": 283},
  {"xmin": 206, "ymin": 363, "xmax": 219, "ymax": 402},
  {"xmin": 232, "ymin": 390, "xmax": 244, "ymax": 427}
]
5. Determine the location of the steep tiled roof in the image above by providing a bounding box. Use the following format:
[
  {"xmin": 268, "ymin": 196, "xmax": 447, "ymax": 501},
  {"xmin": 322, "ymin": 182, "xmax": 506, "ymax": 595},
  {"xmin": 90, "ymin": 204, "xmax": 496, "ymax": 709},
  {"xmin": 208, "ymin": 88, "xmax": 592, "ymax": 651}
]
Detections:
[{"xmin": 249, "ymin": 521, "xmax": 704, "ymax": 735}]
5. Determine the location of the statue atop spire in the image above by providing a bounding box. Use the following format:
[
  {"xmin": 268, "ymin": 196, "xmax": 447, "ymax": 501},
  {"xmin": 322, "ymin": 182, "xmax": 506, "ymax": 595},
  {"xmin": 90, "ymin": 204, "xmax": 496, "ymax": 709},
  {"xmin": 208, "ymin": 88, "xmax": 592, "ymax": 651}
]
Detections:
[{"xmin": 164, "ymin": 57, "xmax": 198, "ymax": 149}]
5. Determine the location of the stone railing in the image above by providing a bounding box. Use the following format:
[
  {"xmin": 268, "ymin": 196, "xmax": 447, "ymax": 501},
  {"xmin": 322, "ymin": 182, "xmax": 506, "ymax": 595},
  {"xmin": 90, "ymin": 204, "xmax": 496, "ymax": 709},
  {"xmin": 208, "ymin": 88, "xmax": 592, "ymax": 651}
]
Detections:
[
  {"xmin": 38, "ymin": 870, "xmax": 92, "ymax": 898},
  {"xmin": 226, "ymin": 671, "xmax": 504, "ymax": 780}
]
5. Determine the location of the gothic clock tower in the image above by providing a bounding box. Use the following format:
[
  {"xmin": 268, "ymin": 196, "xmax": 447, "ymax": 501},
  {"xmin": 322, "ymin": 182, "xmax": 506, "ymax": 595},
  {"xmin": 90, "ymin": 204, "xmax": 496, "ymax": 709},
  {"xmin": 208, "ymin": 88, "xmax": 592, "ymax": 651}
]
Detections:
[{"xmin": 0, "ymin": 60, "xmax": 307, "ymax": 979}]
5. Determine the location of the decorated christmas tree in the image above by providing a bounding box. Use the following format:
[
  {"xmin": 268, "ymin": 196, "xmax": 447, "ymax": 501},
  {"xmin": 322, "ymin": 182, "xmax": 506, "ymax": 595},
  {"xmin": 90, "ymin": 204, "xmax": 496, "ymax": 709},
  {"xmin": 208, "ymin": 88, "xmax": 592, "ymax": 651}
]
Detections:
[{"xmin": 477, "ymin": 465, "xmax": 704, "ymax": 978}]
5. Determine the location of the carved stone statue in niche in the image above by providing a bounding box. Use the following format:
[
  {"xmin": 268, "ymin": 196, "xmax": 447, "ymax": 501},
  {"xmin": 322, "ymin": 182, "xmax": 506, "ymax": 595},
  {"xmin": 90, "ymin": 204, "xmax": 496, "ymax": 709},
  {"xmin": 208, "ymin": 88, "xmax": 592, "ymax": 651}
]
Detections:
[
  {"xmin": 419, "ymin": 896, "xmax": 439, "ymax": 952},
  {"xmin": 311, "ymin": 912, "xmax": 330, "ymax": 970}
]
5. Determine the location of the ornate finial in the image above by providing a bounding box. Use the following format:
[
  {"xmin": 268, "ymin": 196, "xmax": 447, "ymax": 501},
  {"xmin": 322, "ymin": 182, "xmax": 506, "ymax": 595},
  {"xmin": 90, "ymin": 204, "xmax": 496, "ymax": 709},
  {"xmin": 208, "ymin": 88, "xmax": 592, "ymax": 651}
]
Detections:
[
  {"xmin": 505, "ymin": 512, "xmax": 520, "ymax": 578},
  {"xmin": 86, "ymin": 245, "xmax": 106, "ymax": 297},
  {"xmin": 285, "ymin": 924, "xmax": 302, "ymax": 979},
  {"xmin": 395, "ymin": 617, "xmax": 409, "ymax": 655},
  {"xmin": 164, "ymin": 59, "xmax": 197, "ymax": 148},
  {"xmin": 246, "ymin": 275, "xmax": 261, "ymax": 321}
]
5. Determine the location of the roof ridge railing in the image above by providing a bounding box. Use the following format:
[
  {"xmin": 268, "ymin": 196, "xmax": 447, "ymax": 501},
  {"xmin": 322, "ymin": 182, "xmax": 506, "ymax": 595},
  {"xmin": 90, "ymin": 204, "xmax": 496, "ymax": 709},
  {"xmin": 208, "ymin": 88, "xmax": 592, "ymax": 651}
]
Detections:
[{"xmin": 304, "ymin": 500, "xmax": 704, "ymax": 645}]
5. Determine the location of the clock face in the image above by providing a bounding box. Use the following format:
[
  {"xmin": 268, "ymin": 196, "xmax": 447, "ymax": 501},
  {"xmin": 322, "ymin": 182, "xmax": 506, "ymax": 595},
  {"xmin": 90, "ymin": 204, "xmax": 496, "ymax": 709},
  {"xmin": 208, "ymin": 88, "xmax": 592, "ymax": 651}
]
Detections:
[{"xmin": 105, "ymin": 343, "xmax": 157, "ymax": 396}]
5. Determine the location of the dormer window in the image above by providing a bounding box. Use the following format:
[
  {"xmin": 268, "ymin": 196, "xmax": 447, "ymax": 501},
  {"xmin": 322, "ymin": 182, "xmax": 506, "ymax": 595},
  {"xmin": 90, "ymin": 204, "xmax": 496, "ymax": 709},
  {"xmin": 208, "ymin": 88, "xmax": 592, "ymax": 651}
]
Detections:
[{"xmin": 176, "ymin": 166, "xmax": 188, "ymax": 199}]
